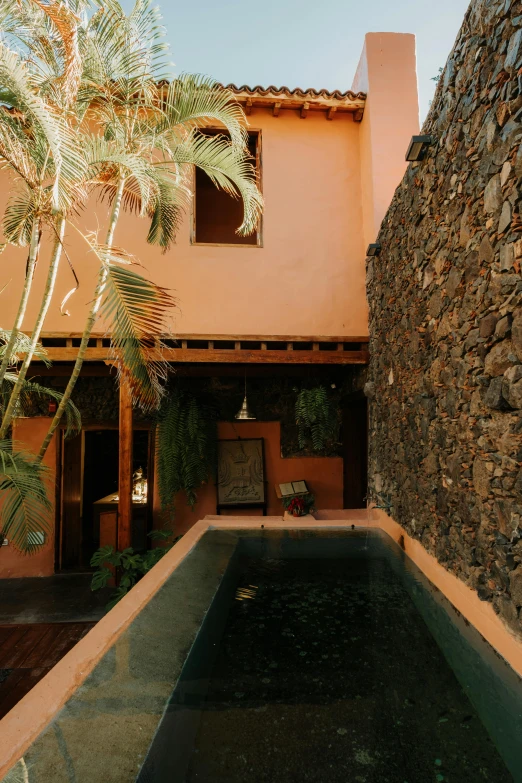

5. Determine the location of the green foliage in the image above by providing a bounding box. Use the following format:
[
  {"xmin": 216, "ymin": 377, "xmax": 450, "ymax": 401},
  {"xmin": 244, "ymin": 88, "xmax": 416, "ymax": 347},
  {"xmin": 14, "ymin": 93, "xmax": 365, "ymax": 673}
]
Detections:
[
  {"xmin": 295, "ymin": 386, "xmax": 340, "ymax": 452},
  {"xmin": 156, "ymin": 388, "xmax": 217, "ymax": 512},
  {"xmin": 99, "ymin": 259, "xmax": 175, "ymax": 411},
  {"xmin": 0, "ymin": 440, "xmax": 51, "ymax": 553},
  {"xmin": 0, "ymin": 329, "xmax": 50, "ymax": 367},
  {"xmin": 1, "ymin": 372, "xmax": 81, "ymax": 439},
  {"xmin": 90, "ymin": 529, "xmax": 180, "ymax": 610}
]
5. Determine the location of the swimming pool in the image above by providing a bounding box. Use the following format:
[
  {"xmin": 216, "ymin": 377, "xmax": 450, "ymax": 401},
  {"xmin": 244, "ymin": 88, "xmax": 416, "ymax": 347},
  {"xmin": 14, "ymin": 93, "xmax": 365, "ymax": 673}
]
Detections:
[
  {"xmin": 139, "ymin": 531, "xmax": 522, "ymax": 783},
  {"xmin": 3, "ymin": 528, "xmax": 521, "ymax": 782}
]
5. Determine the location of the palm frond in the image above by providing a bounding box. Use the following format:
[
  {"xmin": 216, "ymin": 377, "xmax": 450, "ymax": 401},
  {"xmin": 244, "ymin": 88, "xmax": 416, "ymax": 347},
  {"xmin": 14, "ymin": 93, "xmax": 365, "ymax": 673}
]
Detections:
[
  {"xmin": 0, "ymin": 43, "xmax": 87, "ymax": 210},
  {"xmin": 86, "ymin": 138, "xmax": 155, "ymax": 214},
  {"xmin": 100, "ymin": 261, "xmax": 176, "ymax": 410},
  {"xmin": 1, "ymin": 373, "xmax": 81, "ymax": 438},
  {"xmin": 85, "ymin": 0, "xmax": 170, "ymax": 88},
  {"xmin": 145, "ymin": 170, "xmax": 186, "ymax": 250},
  {"xmin": 0, "ymin": 330, "xmax": 50, "ymax": 366},
  {"xmin": 0, "ymin": 440, "xmax": 51, "ymax": 554},
  {"xmin": 0, "ymin": 114, "xmax": 40, "ymax": 187},
  {"xmin": 159, "ymin": 75, "xmax": 247, "ymax": 147},
  {"xmin": 0, "ymin": 43, "xmax": 64, "ymax": 207},
  {"xmin": 32, "ymin": 0, "xmax": 83, "ymax": 105},
  {"xmin": 3, "ymin": 184, "xmax": 40, "ymax": 246},
  {"xmin": 169, "ymin": 132, "xmax": 263, "ymax": 236}
]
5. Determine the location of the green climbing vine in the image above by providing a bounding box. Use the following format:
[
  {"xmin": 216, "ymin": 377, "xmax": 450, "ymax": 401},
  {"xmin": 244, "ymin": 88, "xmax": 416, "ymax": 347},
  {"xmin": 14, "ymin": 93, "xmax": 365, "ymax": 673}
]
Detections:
[
  {"xmin": 156, "ymin": 387, "xmax": 217, "ymax": 513},
  {"xmin": 295, "ymin": 385, "xmax": 340, "ymax": 452}
]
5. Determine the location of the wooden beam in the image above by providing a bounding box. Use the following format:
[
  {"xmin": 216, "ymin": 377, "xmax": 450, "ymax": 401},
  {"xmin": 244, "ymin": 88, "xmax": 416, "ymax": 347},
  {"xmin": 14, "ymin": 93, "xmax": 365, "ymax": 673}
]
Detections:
[
  {"xmin": 37, "ymin": 331, "xmax": 370, "ymax": 344},
  {"xmin": 273, "ymin": 102, "xmax": 281, "ymax": 117},
  {"xmin": 326, "ymin": 106, "xmax": 337, "ymax": 121},
  {"xmin": 162, "ymin": 349, "xmax": 368, "ymax": 364},
  {"xmin": 27, "ymin": 347, "xmax": 370, "ymax": 365},
  {"xmin": 353, "ymin": 108, "xmax": 364, "ymax": 122},
  {"xmin": 245, "ymin": 98, "xmax": 252, "ymax": 116},
  {"xmin": 300, "ymin": 102, "xmax": 309, "ymax": 119},
  {"xmin": 118, "ymin": 381, "xmax": 133, "ymax": 552}
]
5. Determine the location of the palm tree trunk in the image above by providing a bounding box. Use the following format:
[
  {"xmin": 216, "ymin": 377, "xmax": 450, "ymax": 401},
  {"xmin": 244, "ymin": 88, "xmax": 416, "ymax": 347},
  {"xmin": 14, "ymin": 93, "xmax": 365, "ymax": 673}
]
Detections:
[
  {"xmin": 0, "ymin": 219, "xmax": 41, "ymax": 384},
  {"xmin": 37, "ymin": 178, "xmax": 126, "ymax": 460},
  {"xmin": 0, "ymin": 216, "xmax": 66, "ymax": 439}
]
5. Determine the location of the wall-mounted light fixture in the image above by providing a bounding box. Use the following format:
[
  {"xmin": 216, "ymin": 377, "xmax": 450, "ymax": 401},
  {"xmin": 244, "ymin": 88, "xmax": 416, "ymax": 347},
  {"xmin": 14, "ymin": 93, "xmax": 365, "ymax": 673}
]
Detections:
[
  {"xmin": 405, "ymin": 135, "xmax": 435, "ymax": 162},
  {"xmin": 366, "ymin": 243, "xmax": 381, "ymax": 257}
]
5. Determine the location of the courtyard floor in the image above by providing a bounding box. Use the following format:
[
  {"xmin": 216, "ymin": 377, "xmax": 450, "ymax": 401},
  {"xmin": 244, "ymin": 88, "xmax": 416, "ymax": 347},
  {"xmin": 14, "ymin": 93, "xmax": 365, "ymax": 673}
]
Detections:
[{"xmin": 0, "ymin": 574, "xmax": 110, "ymax": 719}]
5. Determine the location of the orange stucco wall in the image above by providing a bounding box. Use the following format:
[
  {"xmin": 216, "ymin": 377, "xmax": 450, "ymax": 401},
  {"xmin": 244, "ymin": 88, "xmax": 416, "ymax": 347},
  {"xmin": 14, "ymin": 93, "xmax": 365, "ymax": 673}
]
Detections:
[
  {"xmin": 0, "ymin": 33, "xmax": 419, "ymax": 340},
  {"xmin": 0, "ymin": 418, "xmax": 57, "ymax": 577},
  {"xmin": 153, "ymin": 421, "xmax": 344, "ymax": 536},
  {"xmin": 0, "ymin": 112, "xmax": 367, "ymax": 338},
  {"xmin": 352, "ymin": 33, "xmax": 420, "ymax": 249}
]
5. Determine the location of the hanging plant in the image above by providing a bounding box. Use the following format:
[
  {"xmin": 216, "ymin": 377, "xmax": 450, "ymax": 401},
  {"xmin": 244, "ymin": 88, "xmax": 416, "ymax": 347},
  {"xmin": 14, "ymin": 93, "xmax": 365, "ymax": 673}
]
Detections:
[
  {"xmin": 156, "ymin": 387, "xmax": 217, "ymax": 514},
  {"xmin": 295, "ymin": 385, "xmax": 340, "ymax": 452}
]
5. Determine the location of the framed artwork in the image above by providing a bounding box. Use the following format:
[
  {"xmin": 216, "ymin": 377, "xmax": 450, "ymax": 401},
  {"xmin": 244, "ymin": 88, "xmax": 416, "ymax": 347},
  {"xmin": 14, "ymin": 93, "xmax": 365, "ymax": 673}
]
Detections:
[{"xmin": 217, "ymin": 439, "xmax": 265, "ymax": 506}]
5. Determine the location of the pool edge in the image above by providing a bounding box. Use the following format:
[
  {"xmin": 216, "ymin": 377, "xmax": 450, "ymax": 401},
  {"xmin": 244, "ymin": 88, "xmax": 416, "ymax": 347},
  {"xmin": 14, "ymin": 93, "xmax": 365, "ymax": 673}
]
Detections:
[{"xmin": 0, "ymin": 509, "xmax": 521, "ymax": 780}]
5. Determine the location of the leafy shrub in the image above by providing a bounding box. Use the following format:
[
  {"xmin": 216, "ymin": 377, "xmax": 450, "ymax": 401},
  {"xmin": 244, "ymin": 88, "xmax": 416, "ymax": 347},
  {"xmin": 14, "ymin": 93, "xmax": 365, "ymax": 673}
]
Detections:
[{"xmin": 90, "ymin": 529, "xmax": 179, "ymax": 610}]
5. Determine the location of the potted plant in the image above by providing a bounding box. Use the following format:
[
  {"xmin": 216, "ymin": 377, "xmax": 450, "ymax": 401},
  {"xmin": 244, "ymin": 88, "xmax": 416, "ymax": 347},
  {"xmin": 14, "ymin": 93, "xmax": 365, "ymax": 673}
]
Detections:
[{"xmin": 282, "ymin": 492, "xmax": 316, "ymax": 519}]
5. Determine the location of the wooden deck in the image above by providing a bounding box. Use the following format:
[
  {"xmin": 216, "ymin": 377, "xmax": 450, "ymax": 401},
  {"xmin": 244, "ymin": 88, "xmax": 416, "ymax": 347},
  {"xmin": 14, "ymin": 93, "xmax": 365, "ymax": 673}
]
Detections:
[{"xmin": 0, "ymin": 622, "xmax": 94, "ymax": 720}]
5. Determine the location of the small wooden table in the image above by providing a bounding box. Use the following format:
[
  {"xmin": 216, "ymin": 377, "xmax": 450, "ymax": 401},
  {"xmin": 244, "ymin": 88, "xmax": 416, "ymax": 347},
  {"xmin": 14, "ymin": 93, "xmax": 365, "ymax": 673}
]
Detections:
[{"xmin": 93, "ymin": 493, "xmax": 148, "ymax": 551}]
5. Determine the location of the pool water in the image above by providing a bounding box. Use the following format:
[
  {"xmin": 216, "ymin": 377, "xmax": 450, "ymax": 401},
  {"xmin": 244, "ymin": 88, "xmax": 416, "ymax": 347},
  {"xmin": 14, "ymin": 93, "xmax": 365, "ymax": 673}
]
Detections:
[{"xmin": 139, "ymin": 532, "xmax": 522, "ymax": 783}]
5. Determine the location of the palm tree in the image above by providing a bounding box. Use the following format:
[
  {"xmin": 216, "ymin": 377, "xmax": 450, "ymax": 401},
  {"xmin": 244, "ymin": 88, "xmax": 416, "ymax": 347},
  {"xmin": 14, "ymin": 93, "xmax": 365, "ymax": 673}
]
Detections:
[
  {"xmin": 0, "ymin": 330, "xmax": 80, "ymax": 552},
  {"xmin": 37, "ymin": 0, "xmax": 262, "ymax": 459},
  {"xmin": 0, "ymin": 0, "xmax": 87, "ymax": 435},
  {"xmin": 0, "ymin": 0, "xmax": 262, "ymax": 550}
]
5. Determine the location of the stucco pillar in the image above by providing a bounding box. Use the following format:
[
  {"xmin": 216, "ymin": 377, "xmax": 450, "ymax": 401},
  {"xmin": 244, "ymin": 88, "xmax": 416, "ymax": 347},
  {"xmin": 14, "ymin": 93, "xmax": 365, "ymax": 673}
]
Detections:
[
  {"xmin": 1, "ymin": 418, "xmax": 58, "ymax": 577},
  {"xmin": 352, "ymin": 33, "xmax": 420, "ymax": 249}
]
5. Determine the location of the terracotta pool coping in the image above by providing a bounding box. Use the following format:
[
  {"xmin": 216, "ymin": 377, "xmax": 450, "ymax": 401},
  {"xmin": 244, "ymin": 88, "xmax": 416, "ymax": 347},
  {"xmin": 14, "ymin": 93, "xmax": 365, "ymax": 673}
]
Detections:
[{"xmin": 0, "ymin": 509, "xmax": 521, "ymax": 779}]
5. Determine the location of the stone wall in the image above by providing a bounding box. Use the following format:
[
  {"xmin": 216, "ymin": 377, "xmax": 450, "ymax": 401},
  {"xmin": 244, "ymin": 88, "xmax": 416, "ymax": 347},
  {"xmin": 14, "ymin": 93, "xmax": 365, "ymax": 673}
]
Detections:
[{"xmin": 367, "ymin": 0, "xmax": 522, "ymax": 634}]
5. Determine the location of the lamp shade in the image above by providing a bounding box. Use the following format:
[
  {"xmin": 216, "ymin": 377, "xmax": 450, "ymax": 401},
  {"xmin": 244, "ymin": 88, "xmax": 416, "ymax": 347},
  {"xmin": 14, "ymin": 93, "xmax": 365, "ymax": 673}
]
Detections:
[{"xmin": 235, "ymin": 395, "xmax": 256, "ymax": 420}]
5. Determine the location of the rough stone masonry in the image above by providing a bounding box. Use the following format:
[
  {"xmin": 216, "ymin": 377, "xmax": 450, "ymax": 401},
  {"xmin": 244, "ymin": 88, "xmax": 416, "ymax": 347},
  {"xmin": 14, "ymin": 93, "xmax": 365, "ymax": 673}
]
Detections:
[{"xmin": 367, "ymin": 0, "xmax": 522, "ymax": 634}]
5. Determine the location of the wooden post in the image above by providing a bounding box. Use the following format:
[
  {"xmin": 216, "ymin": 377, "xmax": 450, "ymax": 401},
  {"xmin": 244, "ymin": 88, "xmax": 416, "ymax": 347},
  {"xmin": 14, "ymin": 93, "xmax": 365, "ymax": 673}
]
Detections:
[{"xmin": 118, "ymin": 380, "xmax": 133, "ymax": 551}]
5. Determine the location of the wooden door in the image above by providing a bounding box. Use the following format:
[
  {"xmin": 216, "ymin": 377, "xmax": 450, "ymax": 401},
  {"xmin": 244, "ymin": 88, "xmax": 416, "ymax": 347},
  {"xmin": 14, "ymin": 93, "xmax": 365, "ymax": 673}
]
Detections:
[
  {"xmin": 60, "ymin": 431, "xmax": 83, "ymax": 569},
  {"xmin": 342, "ymin": 394, "xmax": 368, "ymax": 509}
]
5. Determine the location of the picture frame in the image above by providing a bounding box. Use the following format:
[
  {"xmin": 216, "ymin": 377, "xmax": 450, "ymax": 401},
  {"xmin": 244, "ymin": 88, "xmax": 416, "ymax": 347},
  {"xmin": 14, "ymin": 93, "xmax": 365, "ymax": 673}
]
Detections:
[{"xmin": 217, "ymin": 438, "xmax": 266, "ymax": 507}]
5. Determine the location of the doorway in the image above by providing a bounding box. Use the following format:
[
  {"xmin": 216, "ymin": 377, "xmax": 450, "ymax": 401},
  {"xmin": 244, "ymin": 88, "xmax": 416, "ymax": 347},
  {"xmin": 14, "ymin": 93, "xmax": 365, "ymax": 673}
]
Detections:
[
  {"xmin": 342, "ymin": 394, "xmax": 368, "ymax": 509},
  {"xmin": 58, "ymin": 427, "xmax": 152, "ymax": 571}
]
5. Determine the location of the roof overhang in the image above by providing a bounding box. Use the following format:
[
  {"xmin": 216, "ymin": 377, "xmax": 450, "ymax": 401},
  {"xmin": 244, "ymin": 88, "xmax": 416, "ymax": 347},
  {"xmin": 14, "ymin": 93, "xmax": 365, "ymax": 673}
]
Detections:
[{"xmin": 223, "ymin": 84, "xmax": 366, "ymax": 121}]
